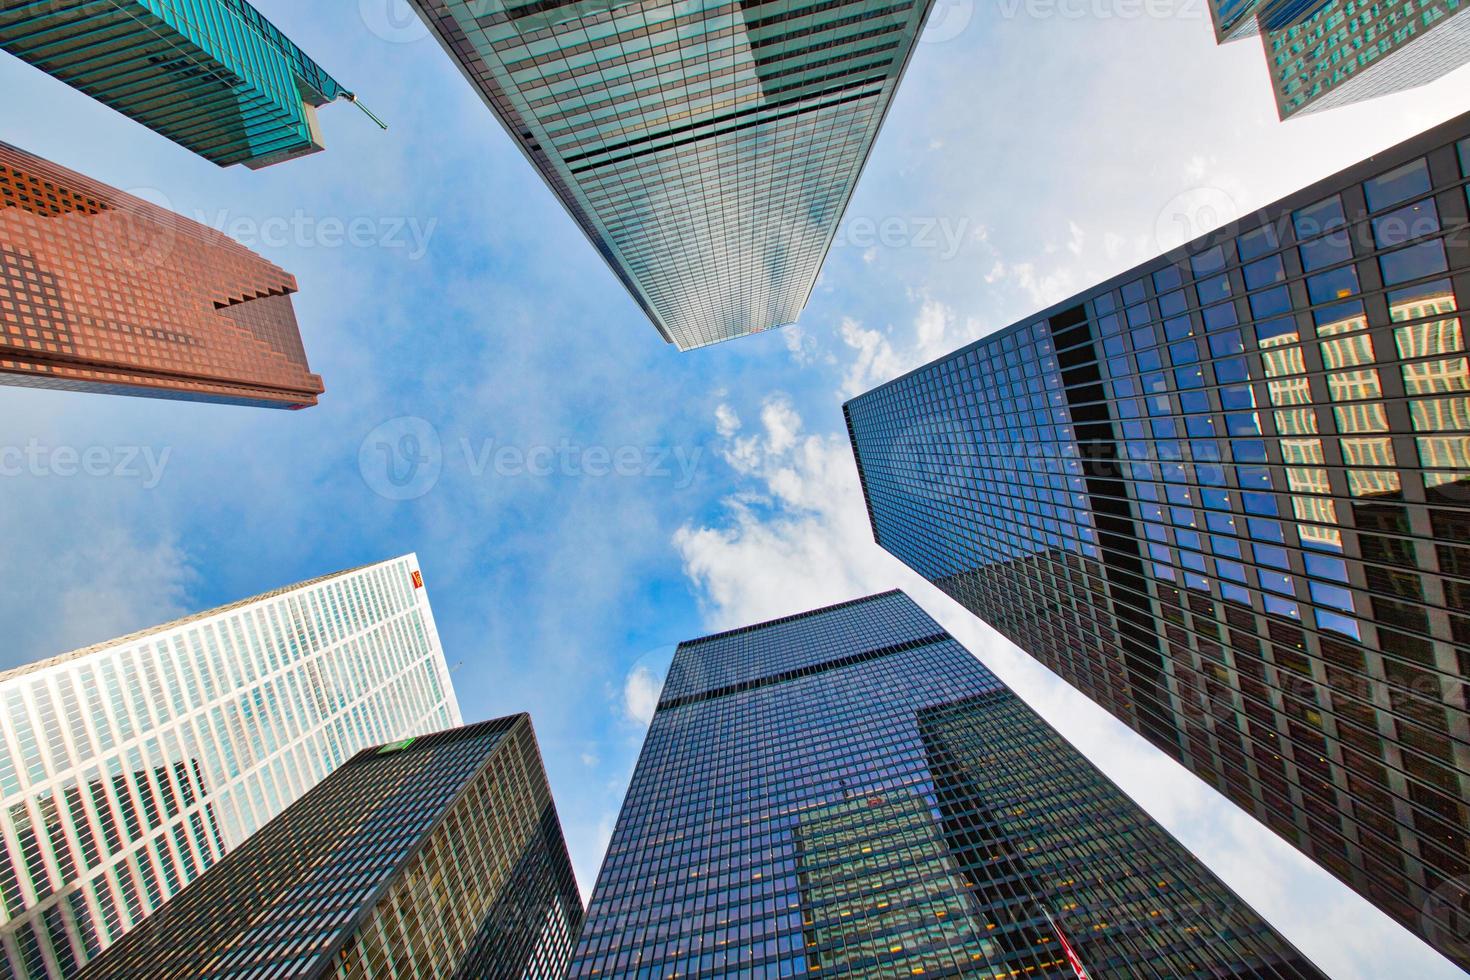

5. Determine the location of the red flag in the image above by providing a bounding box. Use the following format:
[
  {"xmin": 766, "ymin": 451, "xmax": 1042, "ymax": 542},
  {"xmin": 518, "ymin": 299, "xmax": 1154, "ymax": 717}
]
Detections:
[{"xmin": 1042, "ymin": 908, "xmax": 1092, "ymax": 980}]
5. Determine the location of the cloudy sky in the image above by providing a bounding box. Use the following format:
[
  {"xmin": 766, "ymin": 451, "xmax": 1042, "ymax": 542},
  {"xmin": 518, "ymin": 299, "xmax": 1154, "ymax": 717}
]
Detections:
[{"xmin": 2, "ymin": 2, "xmax": 1467, "ymax": 975}]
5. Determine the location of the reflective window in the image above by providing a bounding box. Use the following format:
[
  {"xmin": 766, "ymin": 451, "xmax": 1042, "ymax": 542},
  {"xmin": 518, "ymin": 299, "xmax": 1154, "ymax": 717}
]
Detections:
[
  {"xmin": 1244, "ymin": 255, "xmax": 1286, "ymax": 289},
  {"xmin": 1379, "ymin": 239, "xmax": 1449, "ymax": 287},
  {"xmin": 1293, "ymin": 196, "xmax": 1346, "ymax": 239},
  {"xmin": 1299, "ymin": 233, "xmax": 1352, "ymax": 272},
  {"xmin": 1372, "ymin": 198, "xmax": 1439, "ymax": 248},
  {"xmin": 1237, "ymin": 223, "xmax": 1280, "ymax": 262},
  {"xmin": 1364, "ymin": 158, "xmax": 1432, "ymax": 212},
  {"xmin": 1307, "ymin": 266, "xmax": 1360, "ymax": 304},
  {"xmin": 1154, "ymin": 266, "xmax": 1183, "ymax": 292},
  {"xmin": 1190, "ymin": 245, "xmax": 1227, "ymax": 276}
]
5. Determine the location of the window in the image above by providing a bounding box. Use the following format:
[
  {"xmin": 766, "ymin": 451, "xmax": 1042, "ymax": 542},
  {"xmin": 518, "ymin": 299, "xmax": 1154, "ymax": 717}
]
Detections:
[
  {"xmin": 1379, "ymin": 240, "xmax": 1449, "ymax": 287},
  {"xmin": 1197, "ymin": 273, "xmax": 1231, "ymax": 303},
  {"xmin": 1153, "ymin": 266, "xmax": 1183, "ymax": 292},
  {"xmin": 1294, "ymin": 196, "xmax": 1346, "ymax": 239},
  {"xmin": 1249, "ymin": 286, "xmax": 1292, "ymax": 319},
  {"xmin": 1307, "ymin": 266, "xmax": 1359, "ymax": 305},
  {"xmin": 1372, "ymin": 198, "xmax": 1439, "ymax": 248},
  {"xmin": 1243, "ymin": 255, "xmax": 1286, "ymax": 290},
  {"xmin": 1190, "ymin": 245, "xmax": 1227, "ymax": 276},
  {"xmin": 1299, "ymin": 234, "xmax": 1351, "ymax": 272},
  {"xmin": 1363, "ymin": 158, "xmax": 1432, "ymax": 212},
  {"xmin": 1237, "ymin": 223, "xmax": 1280, "ymax": 262}
]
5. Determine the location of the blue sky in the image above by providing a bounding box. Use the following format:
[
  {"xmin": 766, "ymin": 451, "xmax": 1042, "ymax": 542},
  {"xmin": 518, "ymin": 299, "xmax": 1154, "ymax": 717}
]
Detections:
[{"xmin": 2, "ymin": 2, "xmax": 1467, "ymax": 975}]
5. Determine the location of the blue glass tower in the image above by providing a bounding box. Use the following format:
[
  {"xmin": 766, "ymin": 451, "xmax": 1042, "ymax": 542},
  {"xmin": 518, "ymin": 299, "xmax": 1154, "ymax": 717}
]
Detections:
[
  {"xmin": 846, "ymin": 115, "xmax": 1470, "ymax": 971},
  {"xmin": 570, "ymin": 591, "xmax": 1326, "ymax": 978}
]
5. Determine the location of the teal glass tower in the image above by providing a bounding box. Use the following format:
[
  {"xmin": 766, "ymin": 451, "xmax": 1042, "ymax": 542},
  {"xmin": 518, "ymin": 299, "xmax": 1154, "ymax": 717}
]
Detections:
[
  {"xmin": 410, "ymin": 0, "xmax": 935, "ymax": 349},
  {"xmin": 570, "ymin": 591, "xmax": 1327, "ymax": 978},
  {"xmin": 0, "ymin": 1, "xmax": 357, "ymax": 168},
  {"xmin": 1208, "ymin": 0, "xmax": 1470, "ymax": 119},
  {"xmin": 846, "ymin": 115, "xmax": 1470, "ymax": 970}
]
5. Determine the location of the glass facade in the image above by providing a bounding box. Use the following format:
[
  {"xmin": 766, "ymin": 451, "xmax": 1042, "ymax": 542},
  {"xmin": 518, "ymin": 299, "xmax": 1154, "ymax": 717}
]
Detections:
[
  {"xmin": 0, "ymin": 0, "xmax": 352, "ymax": 169},
  {"xmin": 845, "ymin": 115, "xmax": 1470, "ymax": 971},
  {"xmin": 570, "ymin": 591, "xmax": 1326, "ymax": 978},
  {"xmin": 1209, "ymin": 0, "xmax": 1470, "ymax": 118},
  {"xmin": 0, "ymin": 143, "xmax": 324, "ymax": 408},
  {"xmin": 78, "ymin": 717, "xmax": 582, "ymax": 980},
  {"xmin": 409, "ymin": 0, "xmax": 934, "ymax": 349},
  {"xmin": 0, "ymin": 556, "xmax": 462, "ymax": 979}
]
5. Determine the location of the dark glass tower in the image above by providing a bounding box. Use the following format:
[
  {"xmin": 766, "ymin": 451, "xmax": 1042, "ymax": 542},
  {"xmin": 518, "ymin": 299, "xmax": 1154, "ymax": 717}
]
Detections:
[
  {"xmin": 408, "ymin": 0, "xmax": 934, "ymax": 350},
  {"xmin": 845, "ymin": 115, "xmax": 1470, "ymax": 970},
  {"xmin": 569, "ymin": 591, "xmax": 1326, "ymax": 978},
  {"xmin": 78, "ymin": 717, "xmax": 583, "ymax": 980}
]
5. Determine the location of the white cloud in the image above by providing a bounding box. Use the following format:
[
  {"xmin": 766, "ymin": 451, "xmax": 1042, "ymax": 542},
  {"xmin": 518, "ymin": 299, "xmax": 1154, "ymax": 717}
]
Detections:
[
  {"xmin": 622, "ymin": 665, "xmax": 662, "ymax": 726},
  {"xmin": 714, "ymin": 403, "xmax": 742, "ymax": 439},
  {"xmin": 836, "ymin": 300, "xmax": 983, "ymax": 399}
]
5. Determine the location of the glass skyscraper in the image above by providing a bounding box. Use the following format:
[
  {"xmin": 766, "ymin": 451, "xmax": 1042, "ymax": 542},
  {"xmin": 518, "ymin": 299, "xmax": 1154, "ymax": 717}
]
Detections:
[
  {"xmin": 1, "ymin": 143, "xmax": 324, "ymax": 408},
  {"xmin": 570, "ymin": 591, "xmax": 1326, "ymax": 978},
  {"xmin": 0, "ymin": 556, "xmax": 461, "ymax": 979},
  {"xmin": 409, "ymin": 0, "xmax": 934, "ymax": 349},
  {"xmin": 845, "ymin": 115, "xmax": 1470, "ymax": 970},
  {"xmin": 79, "ymin": 716, "xmax": 582, "ymax": 980},
  {"xmin": 1208, "ymin": 0, "xmax": 1470, "ymax": 119},
  {"xmin": 0, "ymin": 0, "xmax": 356, "ymax": 168}
]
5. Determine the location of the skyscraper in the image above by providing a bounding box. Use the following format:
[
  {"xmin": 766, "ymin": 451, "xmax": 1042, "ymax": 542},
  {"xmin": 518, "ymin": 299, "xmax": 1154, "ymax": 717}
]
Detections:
[
  {"xmin": 0, "ymin": 143, "xmax": 324, "ymax": 408},
  {"xmin": 570, "ymin": 591, "xmax": 1327, "ymax": 978},
  {"xmin": 0, "ymin": 0, "xmax": 358, "ymax": 168},
  {"xmin": 1208, "ymin": 0, "xmax": 1470, "ymax": 119},
  {"xmin": 845, "ymin": 114, "xmax": 1470, "ymax": 969},
  {"xmin": 409, "ymin": 0, "xmax": 934, "ymax": 349},
  {"xmin": 0, "ymin": 556, "xmax": 461, "ymax": 979},
  {"xmin": 79, "ymin": 716, "xmax": 582, "ymax": 980}
]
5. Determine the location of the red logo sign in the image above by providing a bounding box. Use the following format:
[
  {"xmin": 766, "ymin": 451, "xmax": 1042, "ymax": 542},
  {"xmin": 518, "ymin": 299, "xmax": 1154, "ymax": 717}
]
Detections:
[{"xmin": 411, "ymin": 570, "xmax": 424, "ymax": 590}]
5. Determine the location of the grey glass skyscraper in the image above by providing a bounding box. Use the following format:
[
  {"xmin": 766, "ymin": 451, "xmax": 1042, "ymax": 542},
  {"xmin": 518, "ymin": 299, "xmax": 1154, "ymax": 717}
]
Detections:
[
  {"xmin": 409, "ymin": 0, "xmax": 934, "ymax": 350},
  {"xmin": 79, "ymin": 716, "xmax": 582, "ymax": 979},
  {"xmin": 570, "ymin": 591, "xmax": 1326, "ymax": 978},
  {"xmin": 846, "ymin": 114, "xmax": 1470, "ymax": 970}
]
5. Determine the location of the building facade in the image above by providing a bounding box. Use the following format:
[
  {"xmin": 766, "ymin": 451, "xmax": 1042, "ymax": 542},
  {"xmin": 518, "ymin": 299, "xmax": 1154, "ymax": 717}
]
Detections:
[
  {"xmin": 569, "ymin": 591, "xmax": 1326, "ymax": 978},
  {"xmin": 0, "ymin": 0, "xmax": 355, "ymax": 168},
  {"xmin": 0, "ymin": 143, "xmax": 324, "ymax": 408},
  {"xmin": 845, "ymin": 115, "xmax": 1470, "ymax": 969},
  {"xmin": 79, "ymin": 716, "xmax": 582, "ymax": 980},
  {"xmin": 1208, "ymin": 0, "xmax": 1470, "ymax": 118},
  {"xmin": 409, "ymin": 0, "xmax": 934, "ymax": 349},
  {"xmin": 0, "ymin": 556, "xmax": 462, "ymax": 979}
]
